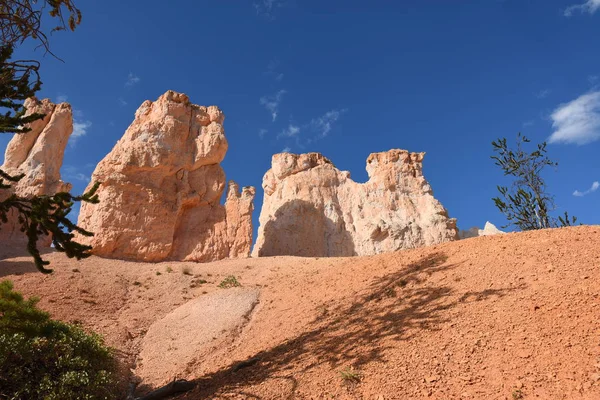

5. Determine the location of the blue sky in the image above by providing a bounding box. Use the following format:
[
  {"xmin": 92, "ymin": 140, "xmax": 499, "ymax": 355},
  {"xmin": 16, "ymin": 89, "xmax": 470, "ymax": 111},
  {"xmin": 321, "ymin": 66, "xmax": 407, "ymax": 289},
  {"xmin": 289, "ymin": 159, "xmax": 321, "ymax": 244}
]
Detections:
[{"xmin": 2, "ymin": 0, "xmax": 600, "ymax": 236}]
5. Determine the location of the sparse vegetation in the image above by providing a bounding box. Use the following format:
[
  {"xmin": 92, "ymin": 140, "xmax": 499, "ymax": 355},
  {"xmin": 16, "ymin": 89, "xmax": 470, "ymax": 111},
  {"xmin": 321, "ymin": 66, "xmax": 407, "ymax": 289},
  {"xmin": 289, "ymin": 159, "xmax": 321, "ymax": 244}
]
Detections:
[
  {"xmin": 190, "ymin": 278, "xmax": 208, "ymax": 288},
  {"xmin": 182, "ymin": 266, "xmax": 192, "ymax": 276},
  {"xmin": 156, "ymin": 271, "xmax": 162, "ymax": 276},
  {"xmin": 512, "ymin": 388, "xmax": 524, "ymax": 400},
  {"xmin": 218, "ymin": 275, "xmax": 241, "ymax": 288},
  {"xmin": 166, "ymin": 266, "xmax": 173, "ymax": 273},
  {"xmin": 317, "ymin": 305, "xmax": 329, "ymax": 317},
  {"xmin": 339, "ymin": 366, "xmax": 361, "ymax": 383},
  {"xmin": 0, "ymin": 280, "xmax": 118, "ymax": 399},
  {"xmin": 492, "ymin": 134, "xmax": 577, "ymax": 231}
]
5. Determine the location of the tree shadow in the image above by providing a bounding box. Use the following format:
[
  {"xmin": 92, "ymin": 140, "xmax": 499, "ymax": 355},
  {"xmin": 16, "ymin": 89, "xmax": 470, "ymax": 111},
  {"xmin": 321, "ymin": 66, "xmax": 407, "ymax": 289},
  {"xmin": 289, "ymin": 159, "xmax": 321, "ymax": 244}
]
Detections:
[
  {"xmin": 257, "ymin": 200, "xmax": 355, "ymax": 257},
  {"xmin": 0, "ymin": 242, "xmax": 54, "ymax": 277},
  {"xmin": 169, "ymin": 252, "xmax": 525, "ymax": 399}
]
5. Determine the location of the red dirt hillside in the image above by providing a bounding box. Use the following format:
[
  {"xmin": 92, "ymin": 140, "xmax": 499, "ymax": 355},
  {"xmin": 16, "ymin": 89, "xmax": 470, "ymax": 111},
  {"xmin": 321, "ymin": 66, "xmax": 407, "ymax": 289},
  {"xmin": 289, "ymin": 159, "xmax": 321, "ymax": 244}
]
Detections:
[{"xmin": 1, "ymin": 225, "xmax": 599, "ymax": 399}]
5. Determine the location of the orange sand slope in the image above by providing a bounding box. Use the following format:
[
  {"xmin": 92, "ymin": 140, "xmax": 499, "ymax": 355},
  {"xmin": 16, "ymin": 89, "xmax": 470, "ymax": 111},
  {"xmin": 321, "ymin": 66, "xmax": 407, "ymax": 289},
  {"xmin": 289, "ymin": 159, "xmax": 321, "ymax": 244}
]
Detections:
[{"xmin": 1, "ymin": 225, "xmax": 599, "ymax": 399}]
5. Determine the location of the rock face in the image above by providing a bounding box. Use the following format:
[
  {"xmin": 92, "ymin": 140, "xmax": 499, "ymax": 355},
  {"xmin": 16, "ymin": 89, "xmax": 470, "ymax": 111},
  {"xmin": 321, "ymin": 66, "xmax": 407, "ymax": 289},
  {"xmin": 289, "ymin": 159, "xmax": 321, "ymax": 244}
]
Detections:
[
  {"xmin": 0, "ymin": 98, "xmax": 73, "ymax": 244},
  {"xmin": 136, "ymin": 288, "xmax": 260, "ymax": 387},
  {"xmin": 77, "ymin": 91, "xmax": 255, "ymax": 262},
  {"xmin": 253, "ymin": 150, "xmax": 458, "ymax": 257},
  {"xmin": 459, "ymin": 221, "xmax": 505, "ymax": 239}
]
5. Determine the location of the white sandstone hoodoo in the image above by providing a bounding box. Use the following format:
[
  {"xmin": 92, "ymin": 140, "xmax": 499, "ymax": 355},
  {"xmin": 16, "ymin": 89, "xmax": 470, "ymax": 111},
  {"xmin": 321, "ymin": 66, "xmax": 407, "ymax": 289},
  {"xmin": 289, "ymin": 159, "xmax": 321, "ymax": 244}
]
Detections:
[
  {"xmin": 0, "ymin": 97, "xmax": 73, "ymax": 245},
  {"xmin": 77, "ymin": 91, "xmax": 255, "ymax": 262},
  {"xmin": 253, "ymin": 150, "xmax": 458, "ymax": 257}
]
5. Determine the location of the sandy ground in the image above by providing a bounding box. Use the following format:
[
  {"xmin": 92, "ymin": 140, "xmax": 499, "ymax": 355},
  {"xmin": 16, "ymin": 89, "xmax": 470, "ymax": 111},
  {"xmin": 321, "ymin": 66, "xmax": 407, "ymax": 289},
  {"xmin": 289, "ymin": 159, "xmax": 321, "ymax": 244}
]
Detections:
[{"xmin": 1, "ymin": 225, "xmax": 600, "ymax": 399}]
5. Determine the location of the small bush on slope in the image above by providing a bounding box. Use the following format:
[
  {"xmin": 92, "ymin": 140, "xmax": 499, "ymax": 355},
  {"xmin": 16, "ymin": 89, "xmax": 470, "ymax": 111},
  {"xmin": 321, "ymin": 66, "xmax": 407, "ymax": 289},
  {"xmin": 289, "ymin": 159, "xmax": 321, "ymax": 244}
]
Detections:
[
  {"xmin": 218, "ymin": 275, "xmax": 241, "ymax": 288},
  {"xmin": 491, "ymin": 134, "xmax": 577, "ymax": 230},
  {"xmin": 0, "ymin": 280, "xmax": 118, "ymax": 400}
]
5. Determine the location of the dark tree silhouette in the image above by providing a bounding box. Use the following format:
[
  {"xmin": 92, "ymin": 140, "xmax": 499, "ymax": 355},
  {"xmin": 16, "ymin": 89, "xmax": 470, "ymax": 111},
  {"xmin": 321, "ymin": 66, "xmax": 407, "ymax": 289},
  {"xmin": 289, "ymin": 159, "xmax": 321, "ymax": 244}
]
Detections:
[
  {"xmin": 491, "ymin": 133, "xmax": 577, "ymax": 231},
  {"xmin": 1, "ymin": 1, "xmax": 100, "ymax": 273}
]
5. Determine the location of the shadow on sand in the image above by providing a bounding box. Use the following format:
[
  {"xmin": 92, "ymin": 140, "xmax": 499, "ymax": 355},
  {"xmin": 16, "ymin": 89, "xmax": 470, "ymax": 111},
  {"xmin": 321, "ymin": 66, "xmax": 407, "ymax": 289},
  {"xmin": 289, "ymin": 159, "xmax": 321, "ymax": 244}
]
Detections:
[
  {"xmin": 163, "ymin": 251, "xmax": 525, "ymax": 399},
  {"xmin": 0, "ymin": 242, "xmax": 54, "ymax": 278}
]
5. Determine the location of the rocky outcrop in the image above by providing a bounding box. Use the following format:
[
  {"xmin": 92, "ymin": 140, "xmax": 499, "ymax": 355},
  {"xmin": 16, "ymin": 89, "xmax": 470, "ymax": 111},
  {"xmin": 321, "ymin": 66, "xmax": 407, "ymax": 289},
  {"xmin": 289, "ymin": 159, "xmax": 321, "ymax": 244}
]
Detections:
[
  {"xmin": 224, "ymin": 182, "xmax": 256, "ymax": 258},
  {"xmin": 459, "ymin": 221, "xmax": 505, "ymax": 239},
  {"xmin": 0, "ymin": 98, "xmax": 73, "ymax": 244},
  {"xmin": 77, "ymin": 91, "xmax": 255, "ymax": 262},
  {"xmin": 136, "ymin": 288, "xmax": 260, "ymax": 387},
  {"xmin": 253, "ymin": 150, "xmax": 458, "ymax": 257}
]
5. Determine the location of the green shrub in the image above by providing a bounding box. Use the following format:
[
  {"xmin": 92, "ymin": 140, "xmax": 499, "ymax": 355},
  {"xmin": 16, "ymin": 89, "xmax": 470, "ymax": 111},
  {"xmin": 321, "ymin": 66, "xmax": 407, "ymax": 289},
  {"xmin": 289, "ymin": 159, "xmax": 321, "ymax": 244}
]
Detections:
[
  {"xmin": 339, "ymin": 366, "xmax": 361, "ymax": 382},
  {"xmin": 218, "ymin": 275, "xmax": 241, "ymax": 289},
  {"xmin": 0, "ymin": 280, "xmax": 118, "ymax": 400}
]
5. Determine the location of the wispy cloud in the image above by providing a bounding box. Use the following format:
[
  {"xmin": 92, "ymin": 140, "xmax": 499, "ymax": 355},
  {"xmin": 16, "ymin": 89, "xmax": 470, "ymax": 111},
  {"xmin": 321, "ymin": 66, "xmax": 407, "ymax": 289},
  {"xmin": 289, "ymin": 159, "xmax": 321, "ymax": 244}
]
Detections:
[
  {"xmin": 310, "ymin": 109, "xmax": 347, "ymax": 138},
  {"xmin": 278, "ymin": 124, "xmax": 300, "ymax": 138},
  {"xmin": 260, "ymin": 90, "xmax": 286, "ymax": 121},
  {"xmin": 266, "ymin": 59, "xmax": 279, "ymax": 74},
  {"xmin": 56, "ymin": 93, "xmax": 68, "ymax": 103},
  {"xmin": 118, "ymin": 97, "xmax": 128, "ymax": 107},
  {"xmin": 265, "ymin": 59, "xmax": 284, "ymax": 81},
  {"xmin": 274, "ymin": 109, "xmax": 347, "ymax": 149},
  {"xmin": 573, "ymin": 181, "xmax": 599, "ymax": 197},
  {"xmin": 282, "ymin": 146, "xmax": 291, "ymax": 153},
  {"xmin": 125, "ymin": 72, "xmax": 140, "ymax": 87},
  {"xmin": 522, "ymin": 120, "xmax": 535, "ymax": 128},
  {"xmin": 564, "ymin": 0, "xmax": 600, "ymax": 16},
  {"xmin": 70, "ymin": 110, "xmax": 92, "ymax": 147},
  {"xmin": 254, "ymin": 0, "xmax": 284, "ymax": 18},
  {"xmin": 72, "ymin": 119, "xmax": 91, "ymax": 139},
  {"xmin": 536, "ymin": 89, "xmax": 551, "ymax": 99},
  {"xmin": 549, "ymin": 91, "xmax": 600, "ymax": 145},
  {"xmin": 62, "ymin": 165, "xmax": 91, "ymax": 182},
  {"xmin": 259, "ymin": 128, "xmax": 268, "ymax": 139}
]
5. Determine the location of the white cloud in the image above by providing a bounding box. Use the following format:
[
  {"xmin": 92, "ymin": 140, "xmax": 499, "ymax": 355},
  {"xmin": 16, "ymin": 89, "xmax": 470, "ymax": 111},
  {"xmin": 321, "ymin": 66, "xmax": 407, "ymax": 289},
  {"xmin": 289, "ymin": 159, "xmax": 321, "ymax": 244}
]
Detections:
[
  {"xmin": 278, "ymin": 124, "xmax": 300, "ymax": 138},
  {"xmin": 118, "ymin": 97, "xmax": 128, "ymax": 106},
  {"xmin": 266, "ymin": 59, "xmax": 279, "ymax": 74},
  {"xmin": 282, "ymin": 146, "xmax": 291, "ymax": 153},
  {"xmin": 254, "ymin": 0, "xmax": 284, "ymax": 18},
  {"xmin": 265, "ymin": 59, "xmax": 284, "ymax": 81},
  {"xmin": 69, "ymin": 113, "xmax": 92, "ymax": 147},
  {"xmin": 73, "ymin": 120, "xmax": 91, "ymax": 138},
  {"xmin": 522, "ymin": 120, "xmax": 535, "ymax": 127},
  {"xmin": 56, "ymin": 93, "xmax": 68, "ymax": 103},
  {"xmin": 125, "ymin": 72, "xmax": 140, "ymax": 87},
  {"xmin": 536, "ymin": 89, "xmax": 551, "ymax": 99},
  {"xmin": 564, "ymin": 0, "xmax": 600, "ymax": 16},
  {"xmin": 62, "ymin": 165, "xmax": 91, "ymax": 182},
  {"xmin": 573, "ymin": 181, "xmax": 599, "ymax": 196},
  {"xmin": 310, "ymin": 109, "xmax": 347, "ymax": 138},
  {"xmin": 259, "ymin": 128, "xmax": 268, "ymax": 138},
  {"xmin": 260, "ymin": 90, "xmax": 286, "ymax": 121},
  {"xmin": 548, "ymin": 91, "xmax": 600, "ymax": 145},
  {"xmin": 589, "ymin": 75, "xmax": 599, "ymax": 85}
]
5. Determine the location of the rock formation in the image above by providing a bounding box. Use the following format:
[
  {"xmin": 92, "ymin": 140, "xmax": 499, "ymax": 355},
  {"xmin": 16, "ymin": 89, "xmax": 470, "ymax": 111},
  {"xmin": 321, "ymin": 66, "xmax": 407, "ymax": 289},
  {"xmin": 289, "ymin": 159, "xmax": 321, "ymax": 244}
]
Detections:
[
  {"xmin": 253, "ymin": 150, "xmax": 458, "ymax": 257},
  {"xmin": 136, "ymin": 287, "xmax": 260, "ymax": 387},
  {"xmin": 459, "ymin": 221, "xmax": 505, "ymax": 239},
  {"xmin": 77, "ymin": 91, "xmax": 255, "ymax": 262},
  {"xmin": 0, "ymin": 97, "xmax": 73, "ymax": 244}
]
